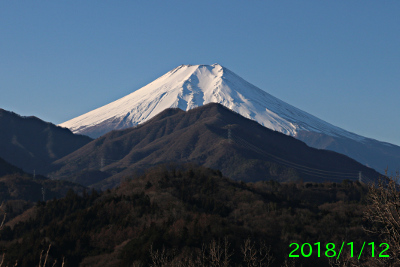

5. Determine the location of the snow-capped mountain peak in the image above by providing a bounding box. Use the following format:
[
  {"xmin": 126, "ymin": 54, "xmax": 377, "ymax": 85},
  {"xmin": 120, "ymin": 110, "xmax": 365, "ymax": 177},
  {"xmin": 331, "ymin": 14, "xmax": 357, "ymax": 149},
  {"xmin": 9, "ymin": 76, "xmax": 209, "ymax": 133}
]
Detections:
[{"xmin": 59, "ymin": 64, "xmax": 363, "ymax": 142}]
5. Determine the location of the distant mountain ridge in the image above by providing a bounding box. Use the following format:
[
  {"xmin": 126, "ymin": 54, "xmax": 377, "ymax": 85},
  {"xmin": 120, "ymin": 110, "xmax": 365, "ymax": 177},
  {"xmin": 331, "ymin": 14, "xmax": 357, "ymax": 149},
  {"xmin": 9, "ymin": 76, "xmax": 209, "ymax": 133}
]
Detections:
[
  {"xmin": 59, "ymin": 64, "xmax": 400, "ymax": 173},
  {"xmin": 0, "ymin": 109, "xmax": 92, "ymax": 174},
  {"xmin": 52, "ymin": 103, "xmax": 380, "ymax": 190}
]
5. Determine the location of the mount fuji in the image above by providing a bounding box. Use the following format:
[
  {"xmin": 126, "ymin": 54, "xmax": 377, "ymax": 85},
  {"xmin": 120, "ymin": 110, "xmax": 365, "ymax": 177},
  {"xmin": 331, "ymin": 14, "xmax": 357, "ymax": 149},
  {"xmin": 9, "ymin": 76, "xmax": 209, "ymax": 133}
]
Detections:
[{"xmin": 59, "ymin": 64, "xmax": 400, "ymax": 174}]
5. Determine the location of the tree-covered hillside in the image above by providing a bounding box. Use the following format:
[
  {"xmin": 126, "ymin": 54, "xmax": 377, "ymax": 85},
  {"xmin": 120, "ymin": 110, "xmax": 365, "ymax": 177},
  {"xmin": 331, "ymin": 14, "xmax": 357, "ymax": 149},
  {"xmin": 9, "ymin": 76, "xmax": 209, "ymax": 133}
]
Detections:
[{"xmin": 0, "ymin": 164, "xmax": 382, "ymax": 266}]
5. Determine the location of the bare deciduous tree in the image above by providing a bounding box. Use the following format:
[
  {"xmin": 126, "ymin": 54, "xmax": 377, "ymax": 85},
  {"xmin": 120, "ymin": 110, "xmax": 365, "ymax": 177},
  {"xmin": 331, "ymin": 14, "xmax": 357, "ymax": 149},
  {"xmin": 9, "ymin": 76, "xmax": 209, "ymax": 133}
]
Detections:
[
  {"xmin": 148, "ymin": 238, "xmax": 233, "ymax": 267},
  {"xmin": 281, "ymin": 258, "xmax": 296, "ymax": 267},
  {"xmin": 328, "ymin": 251, "xmax": 361, "ymax": 267},
  {"xmin": 208, "ymin": 237, "xmax": 233, "ymax": 267},
  {"xmin": 0, "ymin": 203, "xmax": 6, "ymax": 267},
  {"xmin": 149, "ymin": 244, "xmax": 173, "ymax": 267},
  {"xmin": 0, "ymin": 202, "xmax": 6, "ymax": 231},
  {"xmin": 364, "ymin": 171, "xmax": 400, "ymax": 266},
  {"xmin": 241, "ymin": 238, "xmax": 274, "ymax": 267}
]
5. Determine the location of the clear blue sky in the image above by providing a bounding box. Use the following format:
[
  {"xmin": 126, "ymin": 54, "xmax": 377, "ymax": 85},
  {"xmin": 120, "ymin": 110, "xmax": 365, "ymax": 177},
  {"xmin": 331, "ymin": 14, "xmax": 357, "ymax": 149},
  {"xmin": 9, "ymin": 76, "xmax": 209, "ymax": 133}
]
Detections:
[{"xmin": 1, "ymin": 1, "xmax": 399, "ymax": 145}]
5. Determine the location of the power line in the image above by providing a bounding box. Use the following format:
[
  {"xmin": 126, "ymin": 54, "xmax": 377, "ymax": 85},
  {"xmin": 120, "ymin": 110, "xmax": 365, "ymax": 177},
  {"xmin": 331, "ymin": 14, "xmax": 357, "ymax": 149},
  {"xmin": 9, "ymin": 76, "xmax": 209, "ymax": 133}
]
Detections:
[{"xmin": 231, "ymin": 130, "xmax": 359, "ymax": 180}]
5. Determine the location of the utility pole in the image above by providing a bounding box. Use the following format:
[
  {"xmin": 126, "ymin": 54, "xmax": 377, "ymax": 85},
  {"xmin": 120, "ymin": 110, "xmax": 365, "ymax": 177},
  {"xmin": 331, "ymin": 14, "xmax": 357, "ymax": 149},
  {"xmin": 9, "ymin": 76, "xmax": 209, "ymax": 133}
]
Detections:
[
  {"xmin": 359, "ymin": 171, "xmax": 362, "ymax": 183},
  {"xmin": 41, "ymin": 187, "xmax": 45, "ymax": 202},
  {"xmin": 33, "ymin": 170, "xmax": 36, "ymax": 179}
]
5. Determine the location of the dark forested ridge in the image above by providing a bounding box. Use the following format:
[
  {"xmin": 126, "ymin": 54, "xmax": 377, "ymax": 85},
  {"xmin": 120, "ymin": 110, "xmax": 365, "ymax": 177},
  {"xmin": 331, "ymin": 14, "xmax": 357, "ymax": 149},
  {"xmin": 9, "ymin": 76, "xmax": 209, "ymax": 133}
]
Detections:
[
  {"xmin": 0, "ymin": 164, "xmax": 381, "ymax": 267},
  {"xmin": 0, "ymin": 109, "xmax": 92, "ymax": 174},
  {"xmin": 0, "ymin": 156, "xmax": 87, "ymax": 227},
  {"xmin": 0, "ymin": 173, "xmax": 86, "ymax": 203},
  {"xmin": 50, "ymin": 103, "xmax": 380, "ymax": 189},
  {"xmin": 0, "ymin": 156, "xmax": 23, "ymax": 177},
  {"xmin": 0, "ymin": 156, "xmax": 85, "ymax": 203}
]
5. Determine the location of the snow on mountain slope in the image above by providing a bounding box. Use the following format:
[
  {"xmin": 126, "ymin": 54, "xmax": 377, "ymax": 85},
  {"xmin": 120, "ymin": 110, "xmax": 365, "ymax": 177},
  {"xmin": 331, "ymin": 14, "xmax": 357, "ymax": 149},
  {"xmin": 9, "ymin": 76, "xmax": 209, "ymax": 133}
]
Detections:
[{"xmin": 59, "ymin": 63, "xmax": 364, "ymax": 142}]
